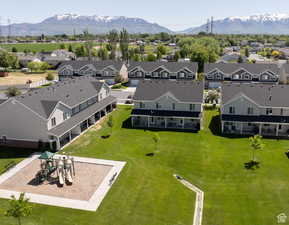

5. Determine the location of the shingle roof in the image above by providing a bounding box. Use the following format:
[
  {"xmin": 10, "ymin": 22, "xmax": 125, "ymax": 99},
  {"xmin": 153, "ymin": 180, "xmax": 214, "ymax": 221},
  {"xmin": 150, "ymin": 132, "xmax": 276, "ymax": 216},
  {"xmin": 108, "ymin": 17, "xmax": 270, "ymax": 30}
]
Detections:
[
  {"xmin": 222, "ymin": 83, "xmax": 289, "ymax": 107},
  {"xmin": 0, "ymin": 99, "xmax": 8, "ymax": 105},
  {"xmin": 282, "ymin": 63, "xmax": 289, "ymax": 73},
  {"xmin": 128, "ymin": 61, "xmax": 198, "ymax": 73},
  {"xmin": 134, "ymin": 80, "xmax": 204, "ymax": 103},
  {"xmin": 15, "ymin": 76, "xmax": 105, "ymax": 119},
  {"xmin": 205, "ymin": 63, "xmax": 280, "ymax": 74},
  {"xmin": 58, "ymin": 60, "xmax": 124, "ymax": 71},
  {"xmin": 49, "ymin": 96, "xmax": 116, "ymax": 137}
]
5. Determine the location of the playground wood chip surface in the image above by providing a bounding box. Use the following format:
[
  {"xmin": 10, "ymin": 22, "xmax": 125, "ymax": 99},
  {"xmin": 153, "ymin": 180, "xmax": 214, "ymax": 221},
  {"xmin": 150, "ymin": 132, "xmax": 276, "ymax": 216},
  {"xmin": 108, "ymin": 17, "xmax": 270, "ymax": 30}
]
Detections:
[{"xmin": 0, "ymin": 159, "xmax": 112, "ymax": 201}]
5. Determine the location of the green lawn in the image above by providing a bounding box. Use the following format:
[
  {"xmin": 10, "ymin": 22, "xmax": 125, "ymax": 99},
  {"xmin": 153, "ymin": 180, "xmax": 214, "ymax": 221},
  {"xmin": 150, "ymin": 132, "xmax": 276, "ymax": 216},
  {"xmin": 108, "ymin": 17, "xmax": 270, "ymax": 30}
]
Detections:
[{"xmin": 0, "ymin": 106, "xmax": 289, "ymax": 225}]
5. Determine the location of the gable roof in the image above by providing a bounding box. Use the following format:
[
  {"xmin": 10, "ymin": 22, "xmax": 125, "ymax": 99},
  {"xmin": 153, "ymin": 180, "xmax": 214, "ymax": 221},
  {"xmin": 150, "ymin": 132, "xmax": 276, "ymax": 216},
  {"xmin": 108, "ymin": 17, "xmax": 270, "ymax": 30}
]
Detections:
[
  {"xmin": 128, "ymin": 61, "xmax": 198, "ymax": 73},
  {"xmin": 222, "ymin": 83, "xmax": 289, "ymax": 107},
  {"xmin": 58, "ymin": 60, "xmax": 124, "ymax": 71},
  {"xmin": 134, "ymin": 80, "xmax": 204, "ymax": 103},
  {"xmin": 205, "ymin": 63, "xmax": 280, "ymax": 75},
  {"xmin": 282, "ymin": 63, "xmax": 289, "ymax": 73},
  {"xmin": 0, "ymin": 99, "xmax": 8, "ymax": 105},
  {"xmin": 14, "ymin": 76, "xmax": 105, "ymax": 119}
]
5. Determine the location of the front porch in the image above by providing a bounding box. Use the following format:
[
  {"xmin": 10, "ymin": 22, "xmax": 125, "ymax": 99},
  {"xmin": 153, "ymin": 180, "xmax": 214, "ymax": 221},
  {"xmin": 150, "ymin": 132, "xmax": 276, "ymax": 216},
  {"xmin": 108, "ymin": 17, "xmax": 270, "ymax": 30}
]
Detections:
[
  {"xmin": 51, "ymin": 101, "xmax": 117, "ymax": 151},
  {"xmin": 222, "ymin": 121, "xmax": 289, "ymax": 137},
  {"xmin": 131, "ymin": 116, "xmax": 201, "ymax": 131}
]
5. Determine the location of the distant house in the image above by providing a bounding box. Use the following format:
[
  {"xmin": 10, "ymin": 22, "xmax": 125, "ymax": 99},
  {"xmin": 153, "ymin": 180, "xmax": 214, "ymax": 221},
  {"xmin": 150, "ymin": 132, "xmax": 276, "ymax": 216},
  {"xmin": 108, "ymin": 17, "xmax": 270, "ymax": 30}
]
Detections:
[
  {"xmin": 217, "ymin": 53, "xmax": 247, "ymax": 63},
  {"xmin": 131, "ymin": 80, "xmax": 204, "ymax": 131},
  {"xmin": 127, "ymin": 61, "xmax": 198, "ymax": 86},
  {"xmin": 58, "ymin": 60, "xmax": 128, "ymax": 85},
  {"xmin": 204, "ymin": 63, "xmax": 280, "ymax": 88},
  {"xmin": 221, "ymin": 83, "xmax": 289, "ymax": 137},
  {"xmin": 0, "ymin": 76, "xmax": 116, "ymax": 151}
]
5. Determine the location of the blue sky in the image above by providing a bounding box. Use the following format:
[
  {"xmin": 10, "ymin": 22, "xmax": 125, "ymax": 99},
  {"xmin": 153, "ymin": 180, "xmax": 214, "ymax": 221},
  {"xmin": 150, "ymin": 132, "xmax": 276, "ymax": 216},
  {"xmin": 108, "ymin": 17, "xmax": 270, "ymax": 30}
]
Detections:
[{"xmin": 2, "ymin": 0, "xmax": 289, "ymax": 30}]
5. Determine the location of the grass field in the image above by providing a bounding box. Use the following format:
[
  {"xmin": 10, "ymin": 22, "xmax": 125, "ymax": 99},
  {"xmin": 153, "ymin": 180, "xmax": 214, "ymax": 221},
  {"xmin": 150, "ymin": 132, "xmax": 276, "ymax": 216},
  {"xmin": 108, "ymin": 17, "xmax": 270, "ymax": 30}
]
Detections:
[
  {"xmin": 0, "ymin": 71, "xmax": 57, "ymax": 86},
  {"xmin": 0, "ymin": 42, "xmax": 86, "ymax": 53},
  {"xmin": 0, "ymin": 106, "xmax": 288, "ymax": 225}
]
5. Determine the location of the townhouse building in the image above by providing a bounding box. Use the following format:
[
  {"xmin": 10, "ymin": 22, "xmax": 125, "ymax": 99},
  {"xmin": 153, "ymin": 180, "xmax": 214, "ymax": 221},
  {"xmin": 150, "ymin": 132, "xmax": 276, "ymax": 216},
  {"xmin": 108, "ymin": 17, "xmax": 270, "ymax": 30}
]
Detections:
[
  {"xmin": 131, "ymin": 80, "xmax": 204, "ymax": 131},
  {"xmin": 221, "ymin": 83, "xmax": 289, "ymax": 137},
  {"xmin": 204, "ymin": 63, "xmax": 280, "ymax": 88},
  {"xmin": 127, "ymin": 61, "xmax": 198, "ymax": 86},
  {"xmin": 58, "ymin": 60, "xmax": 128, "ymax": 84},
  {"xmin": 0, "ymin": 77, "xmax": 116, "ymax": 151}
]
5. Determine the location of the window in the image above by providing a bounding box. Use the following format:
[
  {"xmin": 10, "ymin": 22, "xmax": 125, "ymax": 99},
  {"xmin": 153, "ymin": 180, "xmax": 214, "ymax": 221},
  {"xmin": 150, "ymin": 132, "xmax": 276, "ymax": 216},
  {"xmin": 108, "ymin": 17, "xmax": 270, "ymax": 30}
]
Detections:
[
  {"xmin": 281, "ymin": 108, "xmax": 284, "ymax": 116},
  {"xmin": 99, "ymin": 93, "xmax": 103, "ymax": 100},
  {"xmin": 140, "ymin": 102, "xmax": 145, "ymax": 109},
  {"xmin": 51, "ymin": 117, "xmax": 56, "ymax": 127},
  {"xmin": 72, "ymin": 106, "xmax": 80, "ymax": 115},
  {"xmin": 162, "ymin": 72, "xmax": 169, "ymax": 78},
  {"xmin": 156, "ymin": 103, "xmax": 161, "ymax": 109},
  {"xmin": 248, "ymin": 123, "xmax": 252, "ymax": 126},
  {"xmin": 179, "ymin": 72, "xmax": 185, "ymax": 78},
  {"xmin": 1, "ymin": 136, "xmax": 7, "ymax": 144},
  {"xmin": 150, "ymin": 117, "xmax": 155, "ymax": 124},
  {"xmin": 152, "ymin": 72, "xmax": 159, "ymax": 77},
  {"xmin": 172, "ymin": 103, "xmax": 175, "ymax": 110},
  {"xmin": 137, "ymin": 71, "xmax": 143, "ymax": 77},
  {"xmin": 247, "ymin": 107, "xmax": 254, "ymax": 115},
  {"xmin": 63, "ymin": 112, "xmax": 68, "ymax": 121},
  {"xmin": 190, "ymin": 104, "xmax": 195, "ymax": 111},
  {"xmin": 229, "ymin": 107, "xmax": 235, "ymax": 114},
  {"xmin": 279, "ymin": 125, "xmax": 282, "ymax": 130},
  {"xmin": 104, "ymin": 71, "xmax": 109, "ymax": 76},
  {"xmin": 266, "ymin": 108, "xmax": 272, "ymax": 115}
]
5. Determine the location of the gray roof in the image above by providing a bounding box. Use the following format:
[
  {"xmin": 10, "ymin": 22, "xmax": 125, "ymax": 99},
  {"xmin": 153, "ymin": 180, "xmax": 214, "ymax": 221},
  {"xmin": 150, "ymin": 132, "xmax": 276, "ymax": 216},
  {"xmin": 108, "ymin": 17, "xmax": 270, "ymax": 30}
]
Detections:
[
  {"xmin": 128, "ymin": 61, "xmax": 198, "ymax": 73},
  {"xmin": 134, "ymin": 80, "xmax": 204, "ymax": 103},
  {"xmin": 49, "ymin": 95, "xmax": 116, "ymax": 137},
  {"xmin": 58, "ymin": 60, "xmax": 124, "ymax": 71},
  {"xmin": 282, "ymin": 63, "xmax": 289, "ymax": 73},
  {"xmin": 222, "ymin": 83, "xmax": 289, "ymax": 107},
  {"xmin": 15, "ymin": 76, "xmax": 105, "ymax": 119},
  {"xmin": 205, "ymin": 63, "xmax": 280, "ymax": 74},
  {"xmin": 0, "ymin": 99, "xmax": 8, "ymax": 105}
]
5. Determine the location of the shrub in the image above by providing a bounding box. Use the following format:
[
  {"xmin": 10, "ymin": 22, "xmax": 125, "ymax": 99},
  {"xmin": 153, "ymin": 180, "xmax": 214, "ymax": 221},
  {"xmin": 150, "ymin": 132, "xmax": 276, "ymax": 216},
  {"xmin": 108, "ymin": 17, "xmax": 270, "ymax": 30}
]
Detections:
[
  {"xmin": 112, "ymin": 84, "xmax": 122, "ymax": 89},
  {"xmin": 5, "ymin": 87, "xmax": 21, "ymax": 97},
  {"xmin": 46, "ymin": 72, "xmax": 55, "ymax": 81}
]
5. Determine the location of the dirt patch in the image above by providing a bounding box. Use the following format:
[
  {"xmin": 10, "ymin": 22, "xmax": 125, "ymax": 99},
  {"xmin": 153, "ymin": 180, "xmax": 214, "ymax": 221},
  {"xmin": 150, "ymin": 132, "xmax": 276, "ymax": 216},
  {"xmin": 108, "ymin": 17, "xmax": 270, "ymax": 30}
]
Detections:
[{"xmin": 0, "ymin": 159, "xmax": 112, "ymax": 201}]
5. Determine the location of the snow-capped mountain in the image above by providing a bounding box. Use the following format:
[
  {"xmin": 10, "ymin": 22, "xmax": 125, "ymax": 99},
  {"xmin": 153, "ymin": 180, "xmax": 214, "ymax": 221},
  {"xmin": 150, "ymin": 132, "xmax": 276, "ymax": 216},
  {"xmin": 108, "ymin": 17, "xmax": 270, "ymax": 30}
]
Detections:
[
  {"xmin": 183, "ymin": 13, "xmax": 289, "ymax": 34},
  {"xmin": 0, "ymin": 14, "xmax": 172, "ymax": 35}
]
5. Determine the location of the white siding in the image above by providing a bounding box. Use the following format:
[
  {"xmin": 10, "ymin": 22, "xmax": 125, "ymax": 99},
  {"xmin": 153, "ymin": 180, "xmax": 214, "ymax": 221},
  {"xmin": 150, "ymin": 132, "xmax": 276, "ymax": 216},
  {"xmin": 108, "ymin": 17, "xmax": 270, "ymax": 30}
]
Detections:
[{"xmin": 47, "ymin": 103, "xmax": 71, "ymax": 130}]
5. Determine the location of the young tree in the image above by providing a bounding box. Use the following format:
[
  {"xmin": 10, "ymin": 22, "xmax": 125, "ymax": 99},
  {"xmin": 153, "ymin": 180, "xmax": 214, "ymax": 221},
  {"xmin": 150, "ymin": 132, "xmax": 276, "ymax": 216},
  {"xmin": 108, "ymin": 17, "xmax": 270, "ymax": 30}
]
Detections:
[
  {"xmin": 68, "ymin": 44, "xmax": 73, "ymax": 52},
  {"xmin": 152, "ymin": 133, "xmax": 160, "ymax": 152},
  {"xmin": 237, "ymin": 55, "xmax": 244, "ymax": 63},
  {"xmin": 5, "ymin": 193, "xmax": 32, "ymax": 225},
  {"xmin": 59, "ymin": 43, "xmax": 66, "ymax": 49},
  {"xmin": 244, "ymin": 47, "xmax": 250, "ymax": 57},
  {"xmin": 12, "ymin": 47, "xmax": 18, "ymax": 53},
  {"xmin": 97, "ymin": 47, "xmax": 109, "ymax": 60},
  {"xmin": 46, "ymin": 72, "xmax": 55, "ymax": 81},
  {"xmin": 249, "ymin": 135, "xmax": 264, "ymax": 162},
  {"xmin": 146, "ymin": 53, "xmax": 157, "ymax": 62},
  {"xmin": 120, "ymin": 29, "xmax": 129, "ymax": 61},
  {"xmin": 173, "ymin": 51, "xmax": 181, "ymax": 62},
  {"xmin": 107, "ymin": 115, "xmax": 114, "ymax": 135}
]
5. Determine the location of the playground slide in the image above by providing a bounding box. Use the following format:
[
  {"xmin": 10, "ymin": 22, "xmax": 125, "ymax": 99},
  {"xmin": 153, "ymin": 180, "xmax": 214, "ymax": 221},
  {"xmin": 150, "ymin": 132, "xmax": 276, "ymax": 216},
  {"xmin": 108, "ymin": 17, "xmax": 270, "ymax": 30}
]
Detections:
[
  {"xmin": 65, "ymin": 168, "xmax": 73, "ymax": 184},
  {"xmin": 58, "ymin": 169, "xmax": 64, "ymax": 186}
]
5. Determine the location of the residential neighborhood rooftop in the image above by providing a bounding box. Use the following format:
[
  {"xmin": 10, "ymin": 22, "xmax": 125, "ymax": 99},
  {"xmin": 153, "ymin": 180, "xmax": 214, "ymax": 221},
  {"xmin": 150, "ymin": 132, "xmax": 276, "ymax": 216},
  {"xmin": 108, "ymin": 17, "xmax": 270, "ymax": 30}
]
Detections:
[
  {"xmin": 222, "ymin": 82, "xmax": 289, "ymax": 107},
  {"xmin": 133, "ymin": 79, "xmax": 204, "ymax": 102},
  {"xmin": 58, "ymin": 60, "xmax": 124, "ymax": 71}
]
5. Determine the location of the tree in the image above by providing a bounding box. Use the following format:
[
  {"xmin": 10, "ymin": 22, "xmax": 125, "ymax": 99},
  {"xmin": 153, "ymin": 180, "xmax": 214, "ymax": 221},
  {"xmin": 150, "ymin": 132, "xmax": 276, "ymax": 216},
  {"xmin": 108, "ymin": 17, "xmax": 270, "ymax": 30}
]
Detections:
[
  {"xmin": 206, "ymin": 90, "xmax": 219, "ymax": 105},
  {"xmin": 157, "ymin": 45, "xmax": 167, "ymax": 55},
  {"xmin": 173, "ymin": 51, "xmax": 181, "ymax": 62},
  {"xmin": 68, "ymin": 44, "xmax": 73, "ymax": 52},
  {"xmin": 97, "ymin": 47, "xmax": 109, "ymax": 60},
  {"xmin": 84, "ymin": 32, "xmax": 94, "ymax": 61},
  {"xmin": 108, "ymin": 30, "xmax": 119, "ymax": 60},
  {"xmin": 237, "ymin": 55, "xmax": 244, "ymax": 63},
  {"xmin": 249, "ymin": 135, "xmax": 264, "ymax": 163},
  {"xmin": 12, "ymin": 47, "xmax": 18, "ymax": 53},
  {"xmin": 6, "ymin": 87, "xmax": 21, "ymax": 97},
  {"xmin": 152, "ymin": 133, "xmax": 160, "ymax": 152},
  {"xmin": 120, "ymin": 29, "xmax": 129, "ymax": 61},
  {"xmin": 0, "ymin": 50, "xmax": 19, "ymax": 69},
  {"xmin": 244, "ymin": 47, "xmax": 250, "ymax": 57},
  {"xmin": 59, "ymin": 43, "xmax": 66, "ymax": 49},
  {"xmin": 5, "ymin": 193, "xmax": 32, "ymax": 225},
  {"xmin": 46, "ymin": 72, "xmax": 55, "ymax": 81},
  {"xmin": 27, "ymin": 62, "xmax": 50, "ymax": 72},
  {"xmin": 146, "ymin": 53, "xmax": 157, "ymax": 62},
  {"xmin": 107, "ymin": 115, "xmax": 114, "ymax": 135}
]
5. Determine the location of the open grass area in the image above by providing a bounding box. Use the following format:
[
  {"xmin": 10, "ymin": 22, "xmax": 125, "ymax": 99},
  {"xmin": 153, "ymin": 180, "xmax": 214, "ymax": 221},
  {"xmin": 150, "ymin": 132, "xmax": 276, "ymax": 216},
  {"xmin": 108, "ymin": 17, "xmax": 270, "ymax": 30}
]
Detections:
[
  {"xmin": 0, "ymin": 42, "xmax": 87, "ymax": 53},
  {"xmin": 0, "ymin": 71, "xmax": 57, "ymax": 86},
  {"xmin": 0, "ymin": 106, "xmax": 289, "ymax": 225}
]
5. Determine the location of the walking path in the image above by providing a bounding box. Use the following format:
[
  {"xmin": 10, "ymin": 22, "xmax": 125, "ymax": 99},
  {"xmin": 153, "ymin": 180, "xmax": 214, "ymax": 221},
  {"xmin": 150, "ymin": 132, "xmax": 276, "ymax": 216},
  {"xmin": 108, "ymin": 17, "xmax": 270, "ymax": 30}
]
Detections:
[{"xmin": 173, "ymin": 174, "xmax": 204, "ymax": 225}]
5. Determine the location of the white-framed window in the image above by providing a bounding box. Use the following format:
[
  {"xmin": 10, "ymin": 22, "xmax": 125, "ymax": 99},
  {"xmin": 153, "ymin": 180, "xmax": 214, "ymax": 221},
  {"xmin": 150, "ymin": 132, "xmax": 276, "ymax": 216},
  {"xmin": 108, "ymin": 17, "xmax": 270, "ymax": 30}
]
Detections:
[
  {"xmin": 63, "ymin": 112, "xmax": 68, "ymax": 121},
  {"xmin": 190, "ymin": 104, "xmax": 195, "ymax": 111},
  {"xmin": 51, "ymin": 117, "xmax": 56, "ymax": 127},
  {"xmin": 152, "ymin": 72, "xmax": 159, "ymax": 77},
  {"xmin": 179, "ymin": 72, "xmax": 185, "ymax": 78},
  {"xmin": 266, "ymin": 108, "xmax": 272, "ymax": 115},
  {"xmin": 162, "ymin": 72, "xmax": 169, "ymax": 78},
  {"xmin": 232, "ymin": 74, "xmax": 240, "ymax": 80},
  {"xmin": 229, "ymin": 106, "xmax": 235, "ymax": 114},
  {"xmin": 137, "ymin": 71, "xmax": 143, "ymax": 77},
  {"xmin": 172, "ymin": 103, "xmax": 175, "ymax": 110},
  {"xmin": 247, "ymin": 107, "xmax": 254, "ymax": 115}
]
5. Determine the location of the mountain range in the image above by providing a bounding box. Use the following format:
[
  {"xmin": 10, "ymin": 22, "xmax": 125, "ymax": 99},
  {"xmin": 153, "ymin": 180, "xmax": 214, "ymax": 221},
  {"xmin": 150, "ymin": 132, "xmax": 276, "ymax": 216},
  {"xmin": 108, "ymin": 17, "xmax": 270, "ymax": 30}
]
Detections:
[
  {"xmin": 0, "ymin": 14, "xmax": 171, "ymax": 36},
  {"xmin": 184, "ymin": 13, "xmax": 289, "ymax": 34},
  {"xmin": 3, "ymin": 13, "xmax": 289, "ymax": 36}
]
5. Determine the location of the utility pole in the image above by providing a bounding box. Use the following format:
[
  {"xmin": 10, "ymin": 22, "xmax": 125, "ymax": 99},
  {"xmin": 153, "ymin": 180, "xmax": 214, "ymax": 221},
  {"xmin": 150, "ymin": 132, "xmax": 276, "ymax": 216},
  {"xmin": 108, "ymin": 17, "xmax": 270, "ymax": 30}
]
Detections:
[
  {"xmin": 206, "ymin": 19, "xmax": 210, "ymax": 34},
  {"xmin": 211, "ymin": 17, "xmax": 214, "ymax": 34},
  {"xmin": 7, "ymin": 18, "xmax": 11, "ymax": 42}
]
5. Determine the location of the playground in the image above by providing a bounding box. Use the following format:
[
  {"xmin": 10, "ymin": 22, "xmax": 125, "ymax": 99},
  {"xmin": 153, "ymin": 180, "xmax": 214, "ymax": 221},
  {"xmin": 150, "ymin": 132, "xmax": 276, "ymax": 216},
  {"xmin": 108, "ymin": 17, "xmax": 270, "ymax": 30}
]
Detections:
[{"xmin": 0, "ymin": 153, "xmax": 126, "ymax": 211}]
